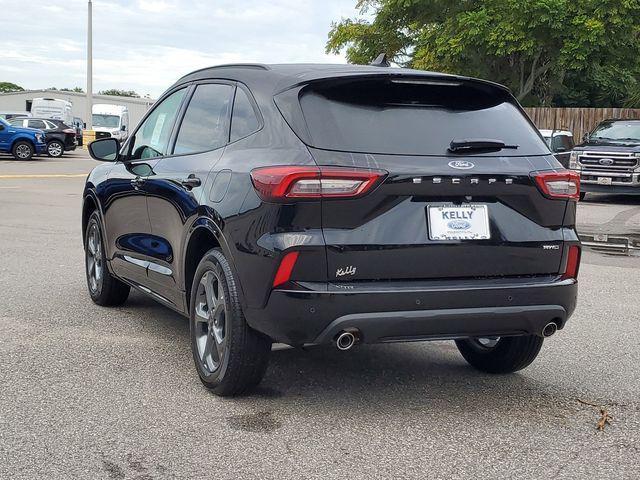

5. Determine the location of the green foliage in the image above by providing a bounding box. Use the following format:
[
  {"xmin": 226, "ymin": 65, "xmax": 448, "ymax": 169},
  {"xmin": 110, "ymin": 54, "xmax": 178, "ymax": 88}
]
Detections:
[
  {"xmin": 47, "ymin": 87, "xmax": 85, "ymax": 93},
  {"xmin": 0, "ymin": 82, "xmax": 24, "ymax": 93},
  {"xmin": 327, "ymin": 0, "xmax": 640, "ymax": 107},
  {"xmin": 99, "ymin": 89, "xmax": 140, "ymax": 98}
]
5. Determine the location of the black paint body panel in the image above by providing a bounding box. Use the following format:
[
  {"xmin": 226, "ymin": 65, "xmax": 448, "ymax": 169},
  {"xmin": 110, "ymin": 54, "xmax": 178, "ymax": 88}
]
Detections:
[{"xmin": 83, "ymin": 64, "xmax": 580, "ymax": 346}]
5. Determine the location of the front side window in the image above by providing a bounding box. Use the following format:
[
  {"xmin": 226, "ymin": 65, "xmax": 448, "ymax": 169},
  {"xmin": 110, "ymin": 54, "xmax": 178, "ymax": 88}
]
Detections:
[
  {"xmin": 230, "ymin": 88, "xmax": 260, "ymax": 141},
  {"xmin": 130, "ymin": 88, "xmax": 186, "ymax": 160},
  {"xmin": 173, "ymin": 83, "xmax": 234, "ymax": 155}
]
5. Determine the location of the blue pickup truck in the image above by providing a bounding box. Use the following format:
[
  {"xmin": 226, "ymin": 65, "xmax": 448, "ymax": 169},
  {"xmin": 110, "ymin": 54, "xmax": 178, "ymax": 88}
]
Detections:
[{"xmin": 0, "ymin": 117, "xmax": 47, "ymax": 160}]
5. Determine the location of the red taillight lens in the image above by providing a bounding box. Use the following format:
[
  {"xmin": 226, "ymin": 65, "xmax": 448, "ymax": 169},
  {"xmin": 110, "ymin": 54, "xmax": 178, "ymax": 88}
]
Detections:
[
  {"xmin": 561, "ymin": 245, "xmax": 581, "ymax": 280},
  {"xmin": 272, "ymin": 251, "xmax": 299, "ymax": 287},
  {"xmin": 250, "ymin": 166, "xmax": 387, "ymax": 201},
  {"xmin": 533, "ymin": 170, "xmax": 580, "ymax": 200}
]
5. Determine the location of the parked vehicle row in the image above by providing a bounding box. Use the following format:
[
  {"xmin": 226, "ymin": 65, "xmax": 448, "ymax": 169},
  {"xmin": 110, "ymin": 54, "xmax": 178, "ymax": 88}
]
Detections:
[
  {"xmin": 538, "ymin": 119, "xmax": 640, "ymax": 198},
  {"xmin": 569, "ymin": 119, "xmax": 640, "ymax": 198},
  {"xmin": 8, "ymin": 117, "xmax": 77, "ymax": 157},
  {"xmin": 0, "ymin": 116, "xmax": 47, "ymax": 160}
]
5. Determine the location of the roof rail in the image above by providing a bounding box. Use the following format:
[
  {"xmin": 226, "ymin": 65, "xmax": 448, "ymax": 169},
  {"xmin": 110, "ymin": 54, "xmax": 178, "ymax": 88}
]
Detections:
[{"xmin": 370, "ymin": 53, "xmax": 390, "ymax": 67}]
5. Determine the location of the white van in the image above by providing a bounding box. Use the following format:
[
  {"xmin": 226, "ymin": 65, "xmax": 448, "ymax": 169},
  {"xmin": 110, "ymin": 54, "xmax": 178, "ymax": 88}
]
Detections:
[
  {"xmin": 31, "ymin": 98, "xmax": 73, "ymax": 125},
  {"xmin": 92, "ymin": 104, "xmax": 129, "ymax": 141}
]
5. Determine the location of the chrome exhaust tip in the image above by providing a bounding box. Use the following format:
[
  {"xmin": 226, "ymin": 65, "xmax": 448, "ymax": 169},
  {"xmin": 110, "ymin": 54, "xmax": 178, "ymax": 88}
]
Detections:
[
  {"xmin": 542, "ymin": 322, "xmax": 558, "ymax": 338},
  {"xmin": 336, "ymin": 331, "xmax": 357, "ymax": 351}
]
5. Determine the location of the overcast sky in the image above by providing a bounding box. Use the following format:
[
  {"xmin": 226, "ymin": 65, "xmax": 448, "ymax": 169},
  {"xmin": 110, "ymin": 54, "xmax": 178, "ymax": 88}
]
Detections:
[{"xmin": 0, "ymin": 0, "xmax": 362, "ymax": 98}]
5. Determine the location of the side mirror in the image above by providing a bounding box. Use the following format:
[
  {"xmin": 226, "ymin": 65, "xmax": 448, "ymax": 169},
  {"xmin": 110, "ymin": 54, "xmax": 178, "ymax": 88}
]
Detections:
[
  {"xmin": 121, "ymin": 124, "xmax": 127, "ymax": 131},
  {"xmin": 0, "ymin": 124, "xmax": 4, "ymax": 131},
  {"xmin": 88, "ymin": 138, "xmax": 119, "ymax": 162},
  {"xmin": 583, "ymin": 133, "xmax": 589, "ymax": 142},
  {"xmin": 83, "ymin": 123, "xmax": 87, "ymax": 129}
]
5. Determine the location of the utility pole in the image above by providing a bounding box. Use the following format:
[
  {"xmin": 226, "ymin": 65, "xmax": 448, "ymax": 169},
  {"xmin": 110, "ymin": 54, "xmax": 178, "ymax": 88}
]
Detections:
[{"xmin": 86, "ymin": 0, "xmax": 93, "ymax": 130}]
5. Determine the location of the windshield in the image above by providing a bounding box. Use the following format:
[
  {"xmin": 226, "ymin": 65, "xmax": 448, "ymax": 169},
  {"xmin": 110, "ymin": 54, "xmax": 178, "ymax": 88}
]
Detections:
[
  {"xmin": 92, "ymin": 114, "xmax": 120, "ymax": 128},
  {"xmin": 290, "ymin": 78, "xmax": 548, "ymax": 156},
  {"xmin": 590, "ymin": 122, "xmax": 640, "ymax": 142}
]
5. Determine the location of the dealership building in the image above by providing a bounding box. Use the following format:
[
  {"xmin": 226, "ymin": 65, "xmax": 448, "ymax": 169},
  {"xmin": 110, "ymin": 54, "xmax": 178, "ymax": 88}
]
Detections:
[{"xmin": 0, "ymin": 90, "xmax": 155, "ymax": 129}]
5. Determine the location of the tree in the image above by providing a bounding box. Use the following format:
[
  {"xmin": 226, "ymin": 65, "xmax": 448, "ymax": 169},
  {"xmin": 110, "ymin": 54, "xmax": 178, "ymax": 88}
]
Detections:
[
  {"xmin": 99, "ymin": 89, "xmax": 140, "ymax": 98},
  {"xmin": 327, "ymin": 0, "xmax": 640, "ymax": 106},
  {"xmin": 0, "ymin": 82, "xmax": 24, "ymax": 93},
  {"xmin": 47, "ymin": 87, "xmax": 84, "ymax": 93}
]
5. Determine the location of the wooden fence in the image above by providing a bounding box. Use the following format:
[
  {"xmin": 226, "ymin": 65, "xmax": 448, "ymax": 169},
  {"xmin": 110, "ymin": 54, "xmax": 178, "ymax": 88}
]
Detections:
[{"xmin": 523, "ymin": 107, "xmax": 640, "ymax": 142}]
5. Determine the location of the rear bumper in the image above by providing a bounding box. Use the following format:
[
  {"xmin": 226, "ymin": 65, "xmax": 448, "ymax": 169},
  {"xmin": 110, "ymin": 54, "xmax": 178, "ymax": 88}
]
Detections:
[{"xmin": 245, "ymin": 277, "xmax": 578, "ymax": 346}]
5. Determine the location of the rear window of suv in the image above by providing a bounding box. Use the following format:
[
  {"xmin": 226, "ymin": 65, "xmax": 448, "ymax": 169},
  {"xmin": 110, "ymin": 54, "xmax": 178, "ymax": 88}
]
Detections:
[{"xmin": 283, "ymin": 77, "xmax": 548, "ymax": 156}]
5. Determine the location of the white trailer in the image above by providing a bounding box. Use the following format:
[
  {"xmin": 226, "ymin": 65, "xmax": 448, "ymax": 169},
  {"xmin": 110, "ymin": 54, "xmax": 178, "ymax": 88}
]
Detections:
[{"xmin": 31, "ymin": 98, "xmax": 74, "ymax": 125}]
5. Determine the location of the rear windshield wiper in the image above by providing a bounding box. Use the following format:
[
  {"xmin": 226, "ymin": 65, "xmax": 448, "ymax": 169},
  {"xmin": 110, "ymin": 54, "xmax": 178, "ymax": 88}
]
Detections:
[{"xmin": 449, "ymin": 138, "xmax": 519, "ymax": 153}]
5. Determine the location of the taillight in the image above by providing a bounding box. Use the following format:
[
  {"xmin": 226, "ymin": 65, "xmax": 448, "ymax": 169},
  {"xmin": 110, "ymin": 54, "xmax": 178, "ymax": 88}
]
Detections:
[
  {"xmin": 250, "ymin": 166, "xmax": 387, "ymax": 202},
  {"xmin": 272, "ymin": 251, "xmax": 299, "ymax": 287},
  {"xmin": 63, "ymin": 128, "xmax": 76, "ymax": 134},
  {"xmin": 533, "ymin": 170, "xmax": 580, "ymax": 200},
  {"xmin": 561, "ymin": 245, "xmax": 581, "ymax": 280}
]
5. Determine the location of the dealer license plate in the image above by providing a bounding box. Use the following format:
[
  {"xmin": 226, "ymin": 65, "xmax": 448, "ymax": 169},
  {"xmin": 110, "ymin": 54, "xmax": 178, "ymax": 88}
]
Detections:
[{"xmin": 428, "ymin": 205, "xmax": 490, "ymax": 240}]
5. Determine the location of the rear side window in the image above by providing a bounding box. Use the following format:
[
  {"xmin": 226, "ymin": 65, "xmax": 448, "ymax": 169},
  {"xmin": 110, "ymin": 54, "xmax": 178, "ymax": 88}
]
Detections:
[
  {"xmin": 28, "ymin": 119, "xmax": 47, "ymax": 130},
  {"xmin": 230, "ymin": 88, "xmax": 260, "ymax": 141},
  {"xmin": 287, "ymin": 78, "xmax": 548, "ymax": 156},
  {"xmin": 174, "ymin": 83, "xmax": 234, "ymax": 155}
]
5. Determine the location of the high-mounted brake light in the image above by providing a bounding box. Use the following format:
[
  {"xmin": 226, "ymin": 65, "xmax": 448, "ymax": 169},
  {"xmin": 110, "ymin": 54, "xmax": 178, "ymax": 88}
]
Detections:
[
  {"xmin": 250, "ymin": 166, "xmax": 387, "ymax": 202},
  {"xmin": 561, "ymin": 245, "xmax": 581, "ymax": 280},
  {"xmin": 533, "ymin": 170, "xmax": 580, "ymax": 200}
]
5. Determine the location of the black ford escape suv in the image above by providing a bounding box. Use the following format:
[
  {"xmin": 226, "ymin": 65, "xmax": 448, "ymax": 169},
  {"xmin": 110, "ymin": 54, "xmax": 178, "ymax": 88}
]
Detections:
[{"xmin": 83, "ymin": 64, "xmax": 580, "ymax": 396}]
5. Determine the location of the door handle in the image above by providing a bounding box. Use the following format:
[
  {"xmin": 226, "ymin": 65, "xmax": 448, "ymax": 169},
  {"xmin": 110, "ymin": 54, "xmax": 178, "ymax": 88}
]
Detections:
[
  {"xmin": 130, "ymin": 177, "xmax": 145, "ymax": 188},
  {"xmin": 181, "ymin": 175, "xmax": 201, "ymax": 190}
]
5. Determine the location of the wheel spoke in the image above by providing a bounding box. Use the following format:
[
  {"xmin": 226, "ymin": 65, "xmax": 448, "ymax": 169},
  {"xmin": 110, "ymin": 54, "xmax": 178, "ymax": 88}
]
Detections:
[
  {"xmin": 203, "ymin": 273, "xmax": 217, "ymax": 310},
  {"xmin": 88, "ymin": 234, "xmax": 96, "ymax": 255}
]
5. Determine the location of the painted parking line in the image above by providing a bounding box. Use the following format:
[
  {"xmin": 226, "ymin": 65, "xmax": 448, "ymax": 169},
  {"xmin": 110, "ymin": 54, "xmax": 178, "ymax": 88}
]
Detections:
[{"xmin": 0, "ymin": 174, "xmax": 87, "ymax": 179}]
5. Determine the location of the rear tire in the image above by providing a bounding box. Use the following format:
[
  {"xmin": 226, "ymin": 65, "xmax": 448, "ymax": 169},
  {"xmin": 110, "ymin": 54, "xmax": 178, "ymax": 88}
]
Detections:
[
  {"xmin": 455, "ymin": 335, "xmax": 544, "ymax": 374},
  {"xmin": 47, "ymin": 140, "xmax": 64, "ymax": 158},
  {"xmin": 190, "ymin": 248, "xmax": 271, "ymax": 396},
  {"xmin": 84, "ymin": 211, "xmax": 130, "ymax": 306},
  {"xmin": 12, "ymin": 141, "xmax": 34, "ymax": 160},
  {"xmin": 579, "ymin": 192, "xmax": 586, "ymax": 201}
]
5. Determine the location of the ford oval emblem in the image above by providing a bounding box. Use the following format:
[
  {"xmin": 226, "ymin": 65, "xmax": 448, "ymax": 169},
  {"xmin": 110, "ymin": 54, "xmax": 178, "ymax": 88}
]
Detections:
[
  {"xmin": 448, "ymin": 220, "xmax": 471, "ymax": 230},
  {"xmin": 448, "ymin": 160, "xmax": 475, "ymax": 170},
  {"xmin": 599, "ymin": 158, "xmax": 614, "ymax": 166}
]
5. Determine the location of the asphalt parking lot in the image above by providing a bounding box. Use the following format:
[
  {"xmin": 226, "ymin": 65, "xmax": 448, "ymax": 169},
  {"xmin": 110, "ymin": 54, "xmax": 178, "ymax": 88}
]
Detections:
[{"xmin": 1, "ymin": 150, "xmax": 639, "ymax": 479}]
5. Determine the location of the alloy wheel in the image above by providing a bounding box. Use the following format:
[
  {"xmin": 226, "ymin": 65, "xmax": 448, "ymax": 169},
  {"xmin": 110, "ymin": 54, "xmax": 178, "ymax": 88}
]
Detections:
[
  {"xmin": 15, "ymin": 144, "xmax": 32, "ymax": 159},
  {"xmin": 48, "ymin": 142, "xmax": 63, "ymax": 157},
  {"xmin": 194, "ymin": 270, "xmax": 227, "ymax": 374},
  {"xmin": 86, "ymin": 223, "xmax": 103, "ymax": 294}
]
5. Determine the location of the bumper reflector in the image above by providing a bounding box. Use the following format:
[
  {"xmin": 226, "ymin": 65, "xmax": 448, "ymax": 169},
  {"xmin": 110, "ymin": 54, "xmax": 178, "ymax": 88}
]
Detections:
[
  {"xmin": 562, "ymin": 245, "xmax": 581, "ymax": 280},
  {"xmin": 273, "ymin": 251, "xmax": 299, "ymax": 287}
]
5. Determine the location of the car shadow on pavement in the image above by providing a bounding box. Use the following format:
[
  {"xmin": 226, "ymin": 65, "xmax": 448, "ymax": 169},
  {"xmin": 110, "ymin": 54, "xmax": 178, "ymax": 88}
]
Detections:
[
  {"xmin": 584, "ymin": 193, "xmax": 640, "ymax": 205},
  {"xmin": 121, "ymin": 292, "xmax": 575, "ymax": 419}
]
